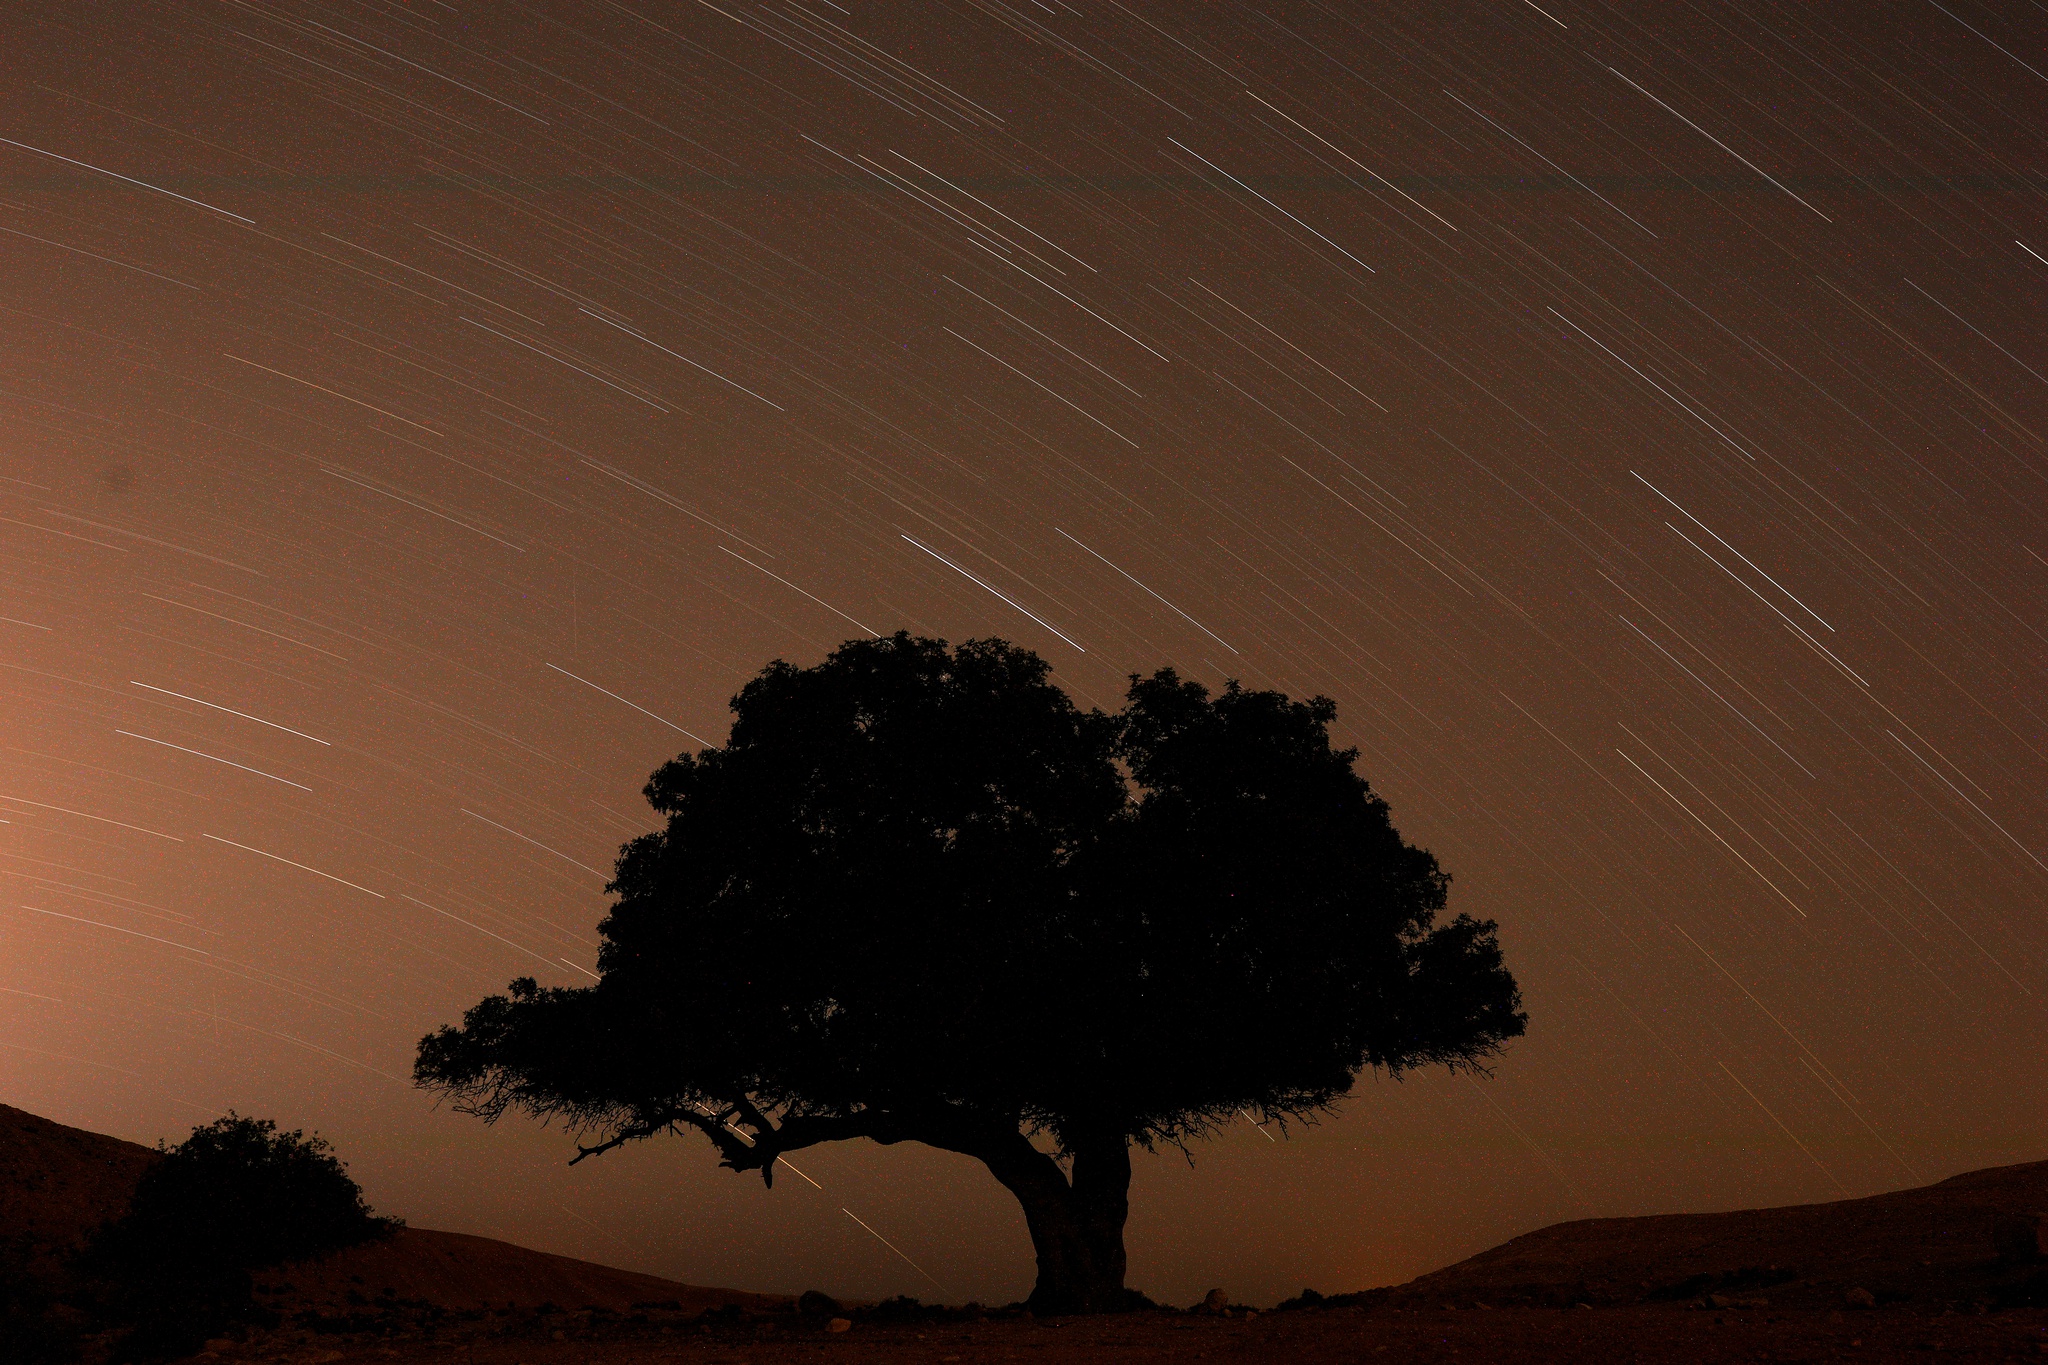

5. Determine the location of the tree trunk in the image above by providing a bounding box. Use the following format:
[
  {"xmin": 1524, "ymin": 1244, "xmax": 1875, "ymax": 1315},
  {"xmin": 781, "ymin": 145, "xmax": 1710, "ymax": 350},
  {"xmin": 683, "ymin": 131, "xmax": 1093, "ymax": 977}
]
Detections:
[{"xmin": 978, "ymin": 1126, "xmax": 1133, "ymax": 1315}]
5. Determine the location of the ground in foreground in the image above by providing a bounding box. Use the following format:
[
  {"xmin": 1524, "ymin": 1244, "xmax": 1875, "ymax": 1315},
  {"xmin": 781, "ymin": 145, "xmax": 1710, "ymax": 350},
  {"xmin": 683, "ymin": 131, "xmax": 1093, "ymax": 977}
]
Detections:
[{"xmin": 174, "ymin": 1300, "xmax": 2048, "ymax": 1365}]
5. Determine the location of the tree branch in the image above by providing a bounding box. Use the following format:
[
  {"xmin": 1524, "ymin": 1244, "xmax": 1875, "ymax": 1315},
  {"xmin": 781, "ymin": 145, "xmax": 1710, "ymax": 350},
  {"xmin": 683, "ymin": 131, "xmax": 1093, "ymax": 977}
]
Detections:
[
  {"xmin": 564, "ymin": 1097, "xmax": 1030, "ymax": 1192},
  {"xmin": 569, "ymin": 1110, "xmax": 686, "ymax": 1166},
  {"xmin": 729, "ymin": 1110, "xmax": 897, "ymax": 1187},
  {"xmin": 731, "ymin": 1094, "xmax": 778, "ymax": 1140}
]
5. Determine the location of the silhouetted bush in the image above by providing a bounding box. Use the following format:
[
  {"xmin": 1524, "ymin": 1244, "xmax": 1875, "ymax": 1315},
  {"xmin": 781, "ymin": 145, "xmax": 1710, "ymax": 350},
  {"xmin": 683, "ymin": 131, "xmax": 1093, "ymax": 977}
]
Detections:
[
  {"xmin": 1273, "ymin": 1287, "xmax": 1382, "ymax": 1311},
  {"xmin": 863, "ymin": 1294, "xmax": 928, "ymax": 1322},
  {"xmin": 86, "ymin": 1113, "xmax": 398, "ymax": 1361}
]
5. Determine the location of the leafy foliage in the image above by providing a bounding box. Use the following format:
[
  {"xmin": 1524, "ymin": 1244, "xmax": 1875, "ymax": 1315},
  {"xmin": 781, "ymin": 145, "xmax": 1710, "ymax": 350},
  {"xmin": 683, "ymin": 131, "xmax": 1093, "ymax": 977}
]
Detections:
[
  {"xmin": 417, "ymin": 633, "xmax": 1524, "ymax": 1163},
  {"xmin": 417, "ymin": 633, "xmax": 1522, "ymax": 1311},
  {"xmin": 87, "ymin": 1113, "xmax": 397, "ymax": 1359},
  {"xmin": 94, "ymin": 1112, "xmax": 396, "ymax": 1275}
]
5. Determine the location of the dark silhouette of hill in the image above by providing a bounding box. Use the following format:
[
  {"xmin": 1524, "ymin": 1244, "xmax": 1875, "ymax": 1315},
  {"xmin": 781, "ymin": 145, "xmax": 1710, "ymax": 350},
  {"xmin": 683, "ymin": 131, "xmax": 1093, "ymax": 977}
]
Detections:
[
  {"xmin": 1378, "ymin": 1159, "xmax": 2048, "ymax": 1309},
  {"xmin": 0, "ymin": 1102, "xmax": 785, "ymax": 1314},
  {"xmin": 12, "ymin": 1098, "xmax": 2047, "ymax": 1325},
  {"xmin": 0, "ymin": 1102, "xmax": 157, "ymax": 1282},
  {"xmin": 248, "ymin": 1226, "xmax": 788, "ymax": 1315}
]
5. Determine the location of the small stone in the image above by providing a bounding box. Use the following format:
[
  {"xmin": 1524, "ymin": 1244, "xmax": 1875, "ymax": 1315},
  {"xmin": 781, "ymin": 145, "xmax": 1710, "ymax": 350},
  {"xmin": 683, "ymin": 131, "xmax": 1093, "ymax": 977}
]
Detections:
[
  {"xmin": 827, "ymin": 1318, "xmax": 853, "ymax": 1333},
  {"xmin": 1845, "ymin": 1287, "xmax": 1877, "ymax": 1310},
  {"xmin": 1203, "ymin": 1288, "xmax": 1228, "ymax": 1313}
]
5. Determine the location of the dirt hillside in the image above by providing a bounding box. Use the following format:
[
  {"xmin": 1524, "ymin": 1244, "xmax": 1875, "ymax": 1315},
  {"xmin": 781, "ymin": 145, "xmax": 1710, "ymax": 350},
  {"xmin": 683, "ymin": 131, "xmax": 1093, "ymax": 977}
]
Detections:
[
  {"xmin": 1384, "ymin": 1158, "xmax": 2048, "ymax": 1309},
  {"xmin": 0, "ymin": 1101, "xmax": 781, "ymax": 1314},
  {"xmin": 0, "ymin": 1102, "xmax": 157, "ymax": 1278},
  {"xmin": 254, "ymin": 1227, "xmax": 787, "ymax": 1314},
  {"xmin": 12, "ymin": 1103, "xmax": 2048, "ymax": 1361}
]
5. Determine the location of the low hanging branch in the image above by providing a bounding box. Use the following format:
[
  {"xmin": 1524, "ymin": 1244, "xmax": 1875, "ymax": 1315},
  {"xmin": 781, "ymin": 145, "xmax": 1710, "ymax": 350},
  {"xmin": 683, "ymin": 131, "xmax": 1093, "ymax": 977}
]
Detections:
[{"xmin": 569, "ymin": 1097, "xmax": 979, "ymax": 1187}]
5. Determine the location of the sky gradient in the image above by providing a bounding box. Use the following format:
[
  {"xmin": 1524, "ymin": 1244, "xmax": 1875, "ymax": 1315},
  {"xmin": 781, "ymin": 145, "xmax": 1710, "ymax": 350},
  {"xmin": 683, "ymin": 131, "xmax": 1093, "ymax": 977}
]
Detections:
[{"xmin": 1, "ymin": 0, "xmax": 2045, "ymax": 1310}]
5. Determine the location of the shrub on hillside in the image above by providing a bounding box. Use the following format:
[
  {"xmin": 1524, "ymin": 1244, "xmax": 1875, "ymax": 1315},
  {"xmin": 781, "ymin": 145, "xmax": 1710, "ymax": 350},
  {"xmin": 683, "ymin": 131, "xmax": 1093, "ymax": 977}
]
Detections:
[{"xmin": 86, "ymin": 1113, "xmax": 399, "ymax": 1360}]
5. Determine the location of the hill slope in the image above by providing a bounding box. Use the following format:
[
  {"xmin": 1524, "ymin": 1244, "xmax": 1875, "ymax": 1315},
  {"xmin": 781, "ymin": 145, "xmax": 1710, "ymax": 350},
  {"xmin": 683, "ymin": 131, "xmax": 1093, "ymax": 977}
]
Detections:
[
  {"xmin": 0, "ymin": 1102, "xmax": 784, "ymax": 1313},
  {"xmin": 0, "ymin": 1101, "xmax": 157, "ymax": 1280},
  {"xmin": 254, "ymin": 1227, "xmax": 787, "ymax": 1314},
  {"xmin": 1389, "ymin": 1159, "xmax": 2048, "ymax": 1309}
]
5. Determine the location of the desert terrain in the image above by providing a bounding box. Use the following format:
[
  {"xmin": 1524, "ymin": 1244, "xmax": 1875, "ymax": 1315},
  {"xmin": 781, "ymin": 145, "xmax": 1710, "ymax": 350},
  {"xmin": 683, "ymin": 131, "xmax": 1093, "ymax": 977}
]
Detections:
[
  {"xmin": 10, "ymin": 1103, "xmax": 2048, "ymax": 1363},
  {"xmin": 170, "ymin": 1294, "xmax": 2048, "ymax": 1365}
]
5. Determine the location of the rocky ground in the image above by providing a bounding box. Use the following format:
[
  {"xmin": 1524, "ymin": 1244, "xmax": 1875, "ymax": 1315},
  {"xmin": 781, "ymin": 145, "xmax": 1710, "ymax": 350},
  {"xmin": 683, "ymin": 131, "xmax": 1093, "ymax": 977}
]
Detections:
[{"xmin": 167, "ymin": 1298, "xmax": 2048, "ymax": 1365}]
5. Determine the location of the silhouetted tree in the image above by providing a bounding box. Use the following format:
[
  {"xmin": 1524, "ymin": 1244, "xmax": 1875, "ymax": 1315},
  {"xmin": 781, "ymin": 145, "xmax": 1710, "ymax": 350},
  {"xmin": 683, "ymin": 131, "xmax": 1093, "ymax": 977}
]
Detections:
[
  {"xmin": 87, "ymin": 1113, "xmax": 397, "ymax": 1359},
  {"xmin": 416, "ymin": 634, "xmax": 1524, "ymax": 1314}
]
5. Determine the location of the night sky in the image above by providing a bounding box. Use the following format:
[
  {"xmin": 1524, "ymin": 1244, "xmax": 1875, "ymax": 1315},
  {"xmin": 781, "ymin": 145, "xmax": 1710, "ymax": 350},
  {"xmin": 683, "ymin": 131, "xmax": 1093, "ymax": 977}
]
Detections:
[{"xmin": 2, "ymin": 0, "xmax": 2045, "ymax": 1311}]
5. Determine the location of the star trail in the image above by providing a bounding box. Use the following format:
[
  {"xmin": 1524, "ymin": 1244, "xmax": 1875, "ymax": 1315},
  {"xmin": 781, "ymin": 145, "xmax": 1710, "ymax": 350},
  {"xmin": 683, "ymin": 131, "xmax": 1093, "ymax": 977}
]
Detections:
[{"xmin": 0, "ymin": 0, "xmax": 2043, "ymax": 1310}]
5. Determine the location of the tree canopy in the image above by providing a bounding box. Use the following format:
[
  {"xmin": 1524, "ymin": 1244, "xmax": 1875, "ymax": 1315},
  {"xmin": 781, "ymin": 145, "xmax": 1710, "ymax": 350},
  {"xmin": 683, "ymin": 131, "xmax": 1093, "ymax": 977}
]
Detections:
[
  {"xmin": 93, "ymin": 1112, "xmax": 395, "ymax": 1279},
  {"xmin": 88, "ymin": 1112, "xmax": 397, "ymax": 1359},
  {"xmin": 417, "ymin": 633, "xmax": 1524, "ymax": 1311}
]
